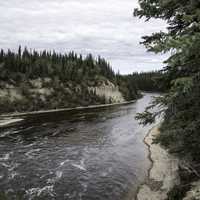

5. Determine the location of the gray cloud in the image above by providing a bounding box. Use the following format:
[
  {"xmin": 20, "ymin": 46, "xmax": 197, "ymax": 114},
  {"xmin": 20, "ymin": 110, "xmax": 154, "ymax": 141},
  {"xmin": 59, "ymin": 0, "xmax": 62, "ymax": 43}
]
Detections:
[{"xmin": 0, "ymin": 0, "xmax": 167, "ymax": 74}]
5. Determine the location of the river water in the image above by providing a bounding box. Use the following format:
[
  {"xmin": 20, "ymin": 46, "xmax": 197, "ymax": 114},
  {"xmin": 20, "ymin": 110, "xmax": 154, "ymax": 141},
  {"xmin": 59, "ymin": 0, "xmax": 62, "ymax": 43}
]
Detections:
[{"xmin": 0, "ymin": 93, "xmax": 156, "ymax": 200}]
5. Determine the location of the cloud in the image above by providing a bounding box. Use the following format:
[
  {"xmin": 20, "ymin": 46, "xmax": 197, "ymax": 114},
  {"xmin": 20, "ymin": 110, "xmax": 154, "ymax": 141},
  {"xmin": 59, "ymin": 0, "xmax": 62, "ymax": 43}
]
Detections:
[{"xmin": 0, "ymin": 0, "xmax": 167, "ymax": 74}]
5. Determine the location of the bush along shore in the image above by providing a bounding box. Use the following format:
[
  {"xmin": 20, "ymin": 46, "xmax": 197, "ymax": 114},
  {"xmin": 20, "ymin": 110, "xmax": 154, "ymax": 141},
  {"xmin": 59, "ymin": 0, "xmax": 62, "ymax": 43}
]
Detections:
[
  {"xmin": 135, "ymin": 0, "xmax": 200, "ymax": 199},
  {"xmin": 0, "ymin": 47, "xmax": 141, "ymax": 115}
]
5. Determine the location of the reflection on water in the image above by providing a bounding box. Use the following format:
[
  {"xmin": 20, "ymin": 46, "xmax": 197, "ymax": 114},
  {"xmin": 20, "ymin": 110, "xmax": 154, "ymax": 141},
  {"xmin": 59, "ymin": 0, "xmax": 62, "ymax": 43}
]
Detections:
[{"xmin": 0, "ymin": 93, "xmax": 157, "ymax": 200}]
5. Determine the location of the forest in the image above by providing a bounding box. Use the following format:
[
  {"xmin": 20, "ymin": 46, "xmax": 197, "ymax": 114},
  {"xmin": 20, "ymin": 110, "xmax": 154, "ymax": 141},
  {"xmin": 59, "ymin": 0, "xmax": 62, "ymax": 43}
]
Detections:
[
  {"xmin": 0, "ymin": 47, "xmax": 142, "ymax": 113},
  {"xmin": 0, "ymin": 47, "xmax": 116, "ymax": 83},
  {"xmin": 131, "ymin": 71, "xmax": 166, "ymax": 92},
  {"xmin": 135, "ymin": 0, "xmax": 200, "ymax": 199}
]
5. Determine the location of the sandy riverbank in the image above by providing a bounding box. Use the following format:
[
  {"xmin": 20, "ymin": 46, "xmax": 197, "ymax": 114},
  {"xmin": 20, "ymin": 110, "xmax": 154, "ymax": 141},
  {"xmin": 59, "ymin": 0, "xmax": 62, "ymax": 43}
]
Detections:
[{"xmin": 136, "ymin": 126, "xmax": 180, "ymax": 200}]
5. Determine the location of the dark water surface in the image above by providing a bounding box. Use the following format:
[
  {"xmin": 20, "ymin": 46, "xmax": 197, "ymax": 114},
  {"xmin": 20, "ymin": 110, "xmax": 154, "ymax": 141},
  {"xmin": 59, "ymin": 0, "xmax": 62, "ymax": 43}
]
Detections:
[{"xmin": 0, "ymin": 93, "xmax": 156, "ymax": 200}]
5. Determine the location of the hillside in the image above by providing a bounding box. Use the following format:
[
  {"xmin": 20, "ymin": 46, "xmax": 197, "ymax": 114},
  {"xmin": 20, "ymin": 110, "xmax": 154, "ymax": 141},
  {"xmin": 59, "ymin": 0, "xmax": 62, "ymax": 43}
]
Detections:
[{"xmin": 0, "ymin": 47, "xmax": 139, "ymax": 114}]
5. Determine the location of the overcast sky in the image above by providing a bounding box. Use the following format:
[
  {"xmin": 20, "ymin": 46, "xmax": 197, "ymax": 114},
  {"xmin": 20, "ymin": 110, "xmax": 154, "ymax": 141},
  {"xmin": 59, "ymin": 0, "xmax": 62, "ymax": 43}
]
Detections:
[{"xmin": 0, "ymin": 0, "xmax": 167, "ymax": 74}]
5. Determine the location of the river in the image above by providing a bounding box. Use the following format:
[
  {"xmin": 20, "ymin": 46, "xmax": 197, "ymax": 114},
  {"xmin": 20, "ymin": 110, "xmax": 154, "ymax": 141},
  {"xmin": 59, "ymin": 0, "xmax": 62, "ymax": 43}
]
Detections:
[{"xmin": 0, "ymin": 93, "xmax": 157, "ymax": 200}]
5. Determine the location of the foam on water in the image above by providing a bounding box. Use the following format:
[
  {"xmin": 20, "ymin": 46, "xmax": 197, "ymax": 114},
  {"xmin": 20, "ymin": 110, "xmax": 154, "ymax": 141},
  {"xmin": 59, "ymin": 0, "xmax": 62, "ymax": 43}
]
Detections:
[
  {"xmin": 0, "ymin": 131, "xmax": 11, "ymax": 138},
  {"xmin": 71, "ymin": 163, "xmax": 86, "ymax": 171},
  {"xmin": 25, "ymin": 149, "xmax": 41, "ymax": 159},
  {"xmin": 1, "ymin": 163, "xmax": 10, "ymax": 168},
  {"xmin": 23, "ymin": 142, "xmax": 37, "ymax": 148},
  {"xmin": 56, "ymin": 170, "xmax": 63, "ymax": 179},
  {"xmin": 71, "ymin": 158, "xmax": 87, "ymax": 171},
  {"xmin": 0, "ymin": 153, "xmax": 12, "ymax": 161},
  {"xmin": 60, "ymin": 159, "xmax": 70, "ymax": 166},
  {"xmin": 9, "ymin": 171, "xmax": 18, "ymax": 179},
  {"xmin": 8, "ymin": 163, "xmax": 19, "ymax": 172},
  {"xmin": 26, "ymin": 185, "xmax": 54, "ymax": 199}
]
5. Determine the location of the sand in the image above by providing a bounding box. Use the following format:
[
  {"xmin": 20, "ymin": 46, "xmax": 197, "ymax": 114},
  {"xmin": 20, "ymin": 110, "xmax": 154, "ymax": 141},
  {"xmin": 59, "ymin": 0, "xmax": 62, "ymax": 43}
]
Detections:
[{"xmin": 136, "ymin": 126, "xmax": 180, "ymax": 200}]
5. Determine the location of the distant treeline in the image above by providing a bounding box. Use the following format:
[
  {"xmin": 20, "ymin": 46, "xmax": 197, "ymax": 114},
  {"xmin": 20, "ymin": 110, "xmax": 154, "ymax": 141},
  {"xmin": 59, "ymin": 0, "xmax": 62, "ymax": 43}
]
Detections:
[
  {"xmin": 0, "ymin": 47, "xmax": 142, "ymax": 113},
  {"xmin": 0, "ymin": 46, "xmax": 116, "ymax": 84},
  {"xmin": 119, "ymin": 71, "xmax": 166, "ymax": 92}
]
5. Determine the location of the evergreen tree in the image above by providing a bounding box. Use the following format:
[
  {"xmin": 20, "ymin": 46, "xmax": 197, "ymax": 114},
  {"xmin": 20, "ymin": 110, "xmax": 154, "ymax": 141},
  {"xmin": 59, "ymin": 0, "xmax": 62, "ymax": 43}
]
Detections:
[{"xmin": 135, "ymin": 0, "xmax": 200, "ymax": 162}]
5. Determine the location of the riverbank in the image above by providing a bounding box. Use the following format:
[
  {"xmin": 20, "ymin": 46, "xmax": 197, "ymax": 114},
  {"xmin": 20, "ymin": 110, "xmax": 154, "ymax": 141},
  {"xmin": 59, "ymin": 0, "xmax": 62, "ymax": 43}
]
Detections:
[
  {"xmin": 136, "ymin": 126, "xmax": 180, "ymax": 200},
  {"xmin": 0, "ymin": 100, "xmax": 136, "ymax": 118},
  {"xmin": 0, "ymin": 100, "xmax": 136, "ymax": 128}
]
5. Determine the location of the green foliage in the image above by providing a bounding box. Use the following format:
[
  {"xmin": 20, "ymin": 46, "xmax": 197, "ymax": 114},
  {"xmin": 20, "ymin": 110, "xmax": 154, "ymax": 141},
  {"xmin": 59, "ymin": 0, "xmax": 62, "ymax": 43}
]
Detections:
[
  {"xmin": 166, "ymin": 161, "xmax": 197, "ymax": 200},
  {"xmin": 135, "ymin": 3, "xmax": 200, "ymax": 198},
  {"xmin": 136, "ymin": 110, "xmax": 156, "ymax": 124},
  {"xmin": 131, "ymin": 71, "xmax": 167, "ymax": 92},
  {"xmin": 0, "ymin": 48, "xmax": 116, "ymax": 83},
  {"xmin": 134, "ymin": 0, "xmax": 200, "ymax": 163},
  {"xmin": 166, "ymin": 185, "xmax": 187, "ymax": 200},
  {"xmin": 116, "ymin": 74, "xmax": 139, "ymax": 100}
]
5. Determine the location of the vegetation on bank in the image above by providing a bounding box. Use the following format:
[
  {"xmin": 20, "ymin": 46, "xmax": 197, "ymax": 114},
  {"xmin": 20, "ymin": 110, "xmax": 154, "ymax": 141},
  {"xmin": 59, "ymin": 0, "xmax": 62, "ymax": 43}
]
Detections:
[
  {"xmin": 0, "ymin": 47, "xmax": 141, "ymax": 114},
  {"xmin": 135, "ymin": 0, "xmax": 200, "ymax": 199},
  {"xmin": 131, "ymin": 71, "xmax": 166, "ymax": 92}
]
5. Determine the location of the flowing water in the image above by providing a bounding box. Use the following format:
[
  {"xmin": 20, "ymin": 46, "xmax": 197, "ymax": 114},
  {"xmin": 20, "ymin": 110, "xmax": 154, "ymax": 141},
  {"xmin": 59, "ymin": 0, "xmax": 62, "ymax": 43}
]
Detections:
[{"xmin": 0, "ymin": 93, "xmax": 157, "ymax": 200}]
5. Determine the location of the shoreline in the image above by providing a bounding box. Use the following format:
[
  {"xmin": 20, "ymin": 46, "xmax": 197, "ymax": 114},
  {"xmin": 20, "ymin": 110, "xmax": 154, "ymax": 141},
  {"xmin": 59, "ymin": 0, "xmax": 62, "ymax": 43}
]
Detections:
[
  {"xmin": 0, "ymin": 100, "xmax": 136, "ymax": 118},
  {"xmin": 135, "ymin": 125, "xmax": 180, "ymax": 200},
  {"xmin": 0, "ymin": 100, "xmax": 136, "ymax": 127}
]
